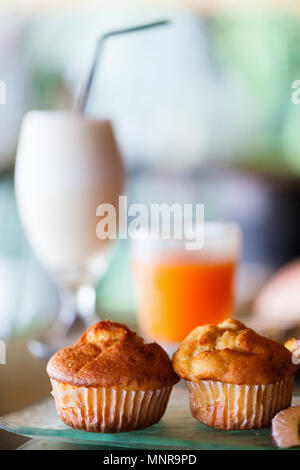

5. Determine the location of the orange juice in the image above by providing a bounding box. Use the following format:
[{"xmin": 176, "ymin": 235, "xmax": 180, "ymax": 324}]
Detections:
[{"xmin": 133, "ymin": 256, "xmax": 236, "ymax": 343}]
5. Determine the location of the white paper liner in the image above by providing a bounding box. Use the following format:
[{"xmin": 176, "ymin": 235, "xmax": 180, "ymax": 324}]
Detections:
[
  {"xmin": 51, "ymin": 379, "xmax": 172, "ymax": 432},
  {"xmin": 186, "ymin": 376, "xmax": 294, "ymax": 430}
]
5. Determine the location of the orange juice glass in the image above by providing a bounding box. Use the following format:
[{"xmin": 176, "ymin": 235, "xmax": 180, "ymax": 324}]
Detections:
[{"xmin": 131, "ymin": 222, "xmax": 240, "ymax": 351}]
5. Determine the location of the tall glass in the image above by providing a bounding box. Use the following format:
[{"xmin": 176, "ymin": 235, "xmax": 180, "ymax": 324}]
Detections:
[
  {"xmin": 15, "ymin": 111, "xmax": 124, "ymax": 356},
  {"xmin": 131, "ymin": 222, "xmax": 241, "ymax": 354}
]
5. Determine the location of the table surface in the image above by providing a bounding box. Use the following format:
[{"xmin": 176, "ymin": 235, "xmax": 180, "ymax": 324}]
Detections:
[
  {"xmin": 17, "ymin": 439, "xmax": 131, "ymax": 450},
  {"xmin": 0, "ymin": 337, "xmax": 50, "ymax": 450}
]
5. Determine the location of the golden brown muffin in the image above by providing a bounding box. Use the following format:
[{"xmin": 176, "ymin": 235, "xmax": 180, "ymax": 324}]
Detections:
[
  {"xmin": 173, "ymin": 319, "xmax": 298, "ymax": 430},
  {"xmin": 47, "ymin": 321, "xmax": 178, "ymax": 432}
]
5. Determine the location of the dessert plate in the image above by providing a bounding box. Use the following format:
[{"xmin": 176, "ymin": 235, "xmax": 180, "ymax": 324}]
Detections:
[{"xmin": 1, "ymin": 386, "xmax": 300, "ymax": 450}]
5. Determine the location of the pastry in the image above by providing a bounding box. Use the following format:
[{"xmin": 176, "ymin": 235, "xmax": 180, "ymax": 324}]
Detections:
[
  {"xmin": 47, "ymin": 320, "xmax": 178, "ymax": 432},
  {"xmin": 173, "ymin": 318, "xmax": 298, "ymax": 429}
]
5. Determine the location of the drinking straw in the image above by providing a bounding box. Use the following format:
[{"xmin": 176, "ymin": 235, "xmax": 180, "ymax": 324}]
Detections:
[{"xmin": 75, "ymin": 20, "xmax": 170, "ymax": 113}]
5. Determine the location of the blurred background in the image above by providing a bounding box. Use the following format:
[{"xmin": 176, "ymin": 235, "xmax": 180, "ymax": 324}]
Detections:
[{"xmin": 2, "ymin": 0, "xmax": 300, "ymax": 446}]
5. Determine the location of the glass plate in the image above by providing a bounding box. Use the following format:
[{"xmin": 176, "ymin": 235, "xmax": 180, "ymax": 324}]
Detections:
[{"xmin": 1, "ymin": 386, "xmax": 299, "ymax": 450}]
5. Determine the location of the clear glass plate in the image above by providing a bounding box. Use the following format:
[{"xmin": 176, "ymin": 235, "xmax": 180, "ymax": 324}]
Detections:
[{"xmin": 1, "ymin": 386, "xmax": 299, "ymax": 450}]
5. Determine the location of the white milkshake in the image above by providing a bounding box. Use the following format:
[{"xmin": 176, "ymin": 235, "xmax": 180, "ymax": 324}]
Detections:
[{"xmin": 15, "ymin": 111, "xmax": 124, "ymax": 286}]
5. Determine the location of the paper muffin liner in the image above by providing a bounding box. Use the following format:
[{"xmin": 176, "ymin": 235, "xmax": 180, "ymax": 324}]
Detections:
[
  {"xmin": 50, "ymin": 379, "xmax": 172, "ymax": 433},
  {"xmin": 186, "ymin": 376, "xmax": 294, "ymax": 430}
]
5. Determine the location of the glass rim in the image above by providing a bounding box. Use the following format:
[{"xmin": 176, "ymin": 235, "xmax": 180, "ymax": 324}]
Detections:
[{"xmin": 129, "ymin": 220, "xmax": 241, "ymax": 241}]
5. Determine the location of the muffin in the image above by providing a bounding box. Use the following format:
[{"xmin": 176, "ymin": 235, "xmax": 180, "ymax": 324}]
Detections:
[
  {"xmin": 47, "ymin": 321, "xmax": 178, "ymax": 432},
  {"xmin": 173, "ymin": 318, "xmax": 298, "ymax": 430}
]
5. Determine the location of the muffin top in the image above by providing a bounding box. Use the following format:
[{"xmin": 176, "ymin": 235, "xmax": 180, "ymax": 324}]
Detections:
[
  {"xmin": 172, "ymin": 318, "xmax": 298, "ymax": 385},
  {"xmin": 47, "ymin": 321, "xmax": 179, "ymax": 389}
]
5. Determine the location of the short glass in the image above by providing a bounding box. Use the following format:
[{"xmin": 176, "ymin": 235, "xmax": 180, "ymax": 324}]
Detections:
[{"xmin": 131, "ymin": 221, "xmax": 241, "ymax": 352}]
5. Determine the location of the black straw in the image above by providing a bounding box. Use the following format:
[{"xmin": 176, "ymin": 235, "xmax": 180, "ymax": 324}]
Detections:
[{"xmin": 74, "ymin": 20, "xmax": 170, "ymax": 113}]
